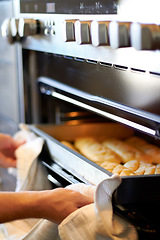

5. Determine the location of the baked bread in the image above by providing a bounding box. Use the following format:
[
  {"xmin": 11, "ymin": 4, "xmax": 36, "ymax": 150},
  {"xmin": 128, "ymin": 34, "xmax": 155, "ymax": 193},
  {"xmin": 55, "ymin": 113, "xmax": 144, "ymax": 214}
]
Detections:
[
  {"xmin": 126, "ymin": 136, "xmax": 160, "ymax": 164},
  {"xmin": 102, "ymin": 138, "xmax": 152, "ymax": 164},
  {"xmin": 124, "ymin": 160, "xmax": 139, "ymax": 172},
  {"xmin": 111, "ymin": 164, "xmax": 135, "ymax": 176},
  {"xmin": 74, "ymin": 137, "xmax": 122, "ymax": 164},
  {"xmin": 112, "ymin": 164, "xmax": 125, "ymax": 174},
  {"xmin": 61, "ymin": 141, "xmax": 78, "ymax": 152},
  {"xmin": 120, "ymin": 168, "xmax": 135, "ymax": 176},
  {"xmin": 155, "ymin": 164, "xmax": 160, "ymax": 174},
  {"xmin": 100, "ymin": 161, "xmax": 119, "ymax": 172}
]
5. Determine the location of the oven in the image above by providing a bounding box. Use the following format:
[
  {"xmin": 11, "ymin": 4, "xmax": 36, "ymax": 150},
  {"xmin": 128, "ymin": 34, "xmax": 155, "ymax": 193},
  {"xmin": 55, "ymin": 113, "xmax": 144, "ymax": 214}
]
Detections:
[{"xmin": 1, "ymin": 0, "xmax": 160, "ymax": 239}]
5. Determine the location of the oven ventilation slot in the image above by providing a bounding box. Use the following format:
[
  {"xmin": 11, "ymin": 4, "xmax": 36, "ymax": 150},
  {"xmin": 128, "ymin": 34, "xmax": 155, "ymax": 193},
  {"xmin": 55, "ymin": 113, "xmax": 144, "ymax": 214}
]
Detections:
[
  {"xmin": 113, "ymin": 65, "xmax": 128, "ymax": 71},
  {"xmin": 99, "ymin": 62, "xmax": 112, "ymax": 67},
  {"xmin": 38, "ymin": 77, "xmax": 160, "ymax": 139},
  {"xmin": 63, "ymin": 55, "xmax": 74, "ymax": 60},
  {"xmin": 86, "ymin": 59, "xmax": 98, "ymax": 64},
  {"xmin": 149, "ymin": 71, "xmax": 160, "ymax": 77},
  {"xmin": 74, "ymin": 57, "xmax": 85, "ymax": 62},
  {"xmin": 131, "ymin": 68, "xmax": 146, "ymax": 74},
  {"xmin": 53, "ymin": 54, "xmax": 63, "ymax": 58}
]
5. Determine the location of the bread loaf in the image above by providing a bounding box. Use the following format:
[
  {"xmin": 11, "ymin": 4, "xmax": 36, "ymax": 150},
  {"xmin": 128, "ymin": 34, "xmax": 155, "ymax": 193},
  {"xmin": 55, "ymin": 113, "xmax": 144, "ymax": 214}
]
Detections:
[
  {"xmin": 102, "ymin": 138, "xmax": 152, "ymax": 164},
  {"xmin": 120, "ymin": 168, "xmax": 135, "ymax": 176},
  {"xmin": 61, "ymin": 141, "xmax": 78, "ymax": 152},
  {"xmin": 155, "ymin": 164, "xmax": 160, "ymax": 174},
  {"xmin": 126, "ymin": 136, "xmax": 160, "ymax": 164},
  {"xmin": 112, "ymin": 164, "xmax": 125, "ymax": 174},
  {"xmin": 100, "ymin": 161, "xmax": 119, "ymax": 172},
  {"xmin": 124, "ymin": 160, "xmax": 140, "ymax": 171},
  {"xmin": 74, "ymin": 137, "xmax": 122, "ymax": 164}
]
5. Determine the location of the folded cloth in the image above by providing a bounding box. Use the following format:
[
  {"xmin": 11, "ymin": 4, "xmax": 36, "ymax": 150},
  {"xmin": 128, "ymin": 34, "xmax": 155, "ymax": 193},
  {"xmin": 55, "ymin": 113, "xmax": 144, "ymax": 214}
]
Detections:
[{"xmin": 59, "ymin": 174, "xmax": 138, "ymax": 240}]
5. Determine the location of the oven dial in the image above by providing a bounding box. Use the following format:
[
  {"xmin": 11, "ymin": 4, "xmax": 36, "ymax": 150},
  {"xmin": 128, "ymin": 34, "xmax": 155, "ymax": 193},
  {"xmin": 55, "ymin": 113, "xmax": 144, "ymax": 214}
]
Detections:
[
  {"xmin": 75, "ymin": 20, "xmax": 91, "ymax": 44},
  {"xmin": 1, "ymin": 18, "xmax": 20, "ymax": 44},
  {"xmin": 130, "ymin": 23, "xmax": 160, "ymax": 50},
  {"xmin": 18, "ymin": 18, "xmax": 44, "ymax": 38},
  {"xmin": 91, "ymin": 21, "xmax": 110, "ymax": 46},
  {"xmin": 62, "ymin": 20, "xmax": 77, "ymax": 42},
  {"xmin": 109, "ymin": 21, "xmax": 131, "ymax": 49}
]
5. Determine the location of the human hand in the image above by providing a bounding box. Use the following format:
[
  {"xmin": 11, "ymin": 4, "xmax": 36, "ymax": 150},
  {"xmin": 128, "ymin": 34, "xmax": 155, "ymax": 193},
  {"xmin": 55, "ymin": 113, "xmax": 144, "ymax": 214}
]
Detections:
[
  {"xmin": 0, "ymin": 189, "xmax": 93, "ymax": 224},
  {"xmin": 0, "ymin": 133, "xmax": 25, "ymax": 168},
  {"xmin": 36, "ymin": 188, "xmax": 94, "ymax": 224}
]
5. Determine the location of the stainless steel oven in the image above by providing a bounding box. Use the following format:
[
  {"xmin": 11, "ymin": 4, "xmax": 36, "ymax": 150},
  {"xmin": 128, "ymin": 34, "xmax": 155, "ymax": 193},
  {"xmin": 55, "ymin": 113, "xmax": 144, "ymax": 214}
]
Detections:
[{"xmin": 1, "ymin": 0, "xmax": 160, "ymax": 239}]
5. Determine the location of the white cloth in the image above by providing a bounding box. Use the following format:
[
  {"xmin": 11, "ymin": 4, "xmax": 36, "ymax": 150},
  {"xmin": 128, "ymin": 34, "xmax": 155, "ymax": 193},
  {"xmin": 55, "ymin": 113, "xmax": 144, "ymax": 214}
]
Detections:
[
  {"xmin": 0, "ymin": 125, "xmax": 138, "ymax": 240},
  {"xmin": 59, "ymin": 174, "xmax": 138, "ymax": 240}
]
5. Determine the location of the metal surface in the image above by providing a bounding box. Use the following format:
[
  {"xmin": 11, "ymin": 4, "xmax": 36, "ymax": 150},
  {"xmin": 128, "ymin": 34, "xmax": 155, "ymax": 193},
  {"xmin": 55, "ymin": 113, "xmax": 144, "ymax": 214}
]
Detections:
[
  {"xmin": 12, "ymin": 0, "xmax": 160, "ymax": 74},
  {"xmin": 0, "ymin": 0, "xmax": 20, "ymax": 124},
  {"xmin": 38, "ymin": 76, "xmax": 160, "ymax": 138}
]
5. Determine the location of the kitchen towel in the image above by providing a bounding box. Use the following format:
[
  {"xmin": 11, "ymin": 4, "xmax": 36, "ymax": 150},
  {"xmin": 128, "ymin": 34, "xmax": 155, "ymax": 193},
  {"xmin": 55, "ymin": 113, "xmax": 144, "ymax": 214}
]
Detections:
[
  {"xmin": 0, "ymin": 125, "xmax": 138, "ymax": 240},
  {"xmin": 59, "ymin": 174, "xmax": 138, "ymax": 240}
]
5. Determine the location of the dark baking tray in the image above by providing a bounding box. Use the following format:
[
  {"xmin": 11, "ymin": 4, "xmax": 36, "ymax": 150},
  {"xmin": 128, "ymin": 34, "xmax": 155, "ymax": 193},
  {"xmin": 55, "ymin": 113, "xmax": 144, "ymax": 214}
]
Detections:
[
  {"xmin": 28, "ymin": 122, "xmax": 160, "ymax": 238},
  {"xmin": 28, "ymin": 122, "xmax": 160, "ymax": 203}
]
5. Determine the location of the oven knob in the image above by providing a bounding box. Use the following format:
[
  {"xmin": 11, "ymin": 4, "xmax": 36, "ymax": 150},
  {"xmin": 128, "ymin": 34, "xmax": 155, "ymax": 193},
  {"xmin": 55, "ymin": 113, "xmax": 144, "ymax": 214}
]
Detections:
[
  {"xmin": 74, "ymin": 20, "xmax": 91, "ymax": 44},
  {"xmin": 62, "ymin": 20, "xmax": 76, "ymax": 42},
  {"xmin": 130, "ymin": 23, "xmax": 160, "ymax": 50},
  {"xmin": 1, "ymin": 18, "xmax": 20, "ymax": 44},
  {"xmin": 91, "ymin": 21, "xmax": 110, "ymax": 46},
  {"xmin": 18, "ymin": 18, "xmax": 44, "ymax": 37},
  {"xmin": 109, "ymin": 21, "xmax": 131, "ymax": 49}
]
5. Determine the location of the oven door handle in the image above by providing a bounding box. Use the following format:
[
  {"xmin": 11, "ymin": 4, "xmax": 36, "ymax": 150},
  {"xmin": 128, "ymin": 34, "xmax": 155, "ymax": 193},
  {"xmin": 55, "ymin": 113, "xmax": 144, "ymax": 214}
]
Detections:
[{"xmin": 38, "ymin": 76, "xmax": 160, "ymax": 138}]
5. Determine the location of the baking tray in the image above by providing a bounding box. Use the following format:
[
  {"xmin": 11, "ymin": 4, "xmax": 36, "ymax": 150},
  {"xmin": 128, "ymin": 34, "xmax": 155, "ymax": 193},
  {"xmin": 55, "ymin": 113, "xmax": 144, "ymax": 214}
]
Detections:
[
  {"xmin": 28, "ymin": 122, "xmax": 160, "ymax": 204},
  {"xmin": 28, "ymin": 122, "xmax": 160, "ymax": 238},
  {"xmin": 28, "ymin": 122, "xmax": 133, "ymax": 184}
]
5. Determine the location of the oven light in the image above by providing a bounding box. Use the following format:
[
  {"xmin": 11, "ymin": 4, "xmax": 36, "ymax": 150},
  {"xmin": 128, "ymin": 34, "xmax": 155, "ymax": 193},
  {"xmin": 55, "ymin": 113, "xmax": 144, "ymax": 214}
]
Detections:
[{"xmin": 51, "ymin": 91, "xmax": 156, "ymax": 137}]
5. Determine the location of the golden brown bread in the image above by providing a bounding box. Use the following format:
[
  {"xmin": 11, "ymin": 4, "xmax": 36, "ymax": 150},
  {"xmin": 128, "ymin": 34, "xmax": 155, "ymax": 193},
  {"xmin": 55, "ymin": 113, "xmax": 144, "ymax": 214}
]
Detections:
[
  {"xmin": 144, "ymin": 165, "xmax": 156, "ymax": 175},
  {"xmin": 102, "ymin": 138, "xmax": 153, "ymax": 164},
  {"xmin": 126, "ymin": 136, "xmax": 160, "ymax": 164},
  {"xmin": 74, "ymin": 137, "xmax": 122, "ymax": 164},
  {"xmin": 134, "ymin": 162, "xmax": 155, "ymax": 175},
  {"xmin": 124, "ymin": 160, "xmax": 140, "ymax": 171},
  {"xmin": 61, "ymin": 141, "xmax": 78, "ymax": 152},
  {"xmin": 100, "ymin": 161, "xmax": 119, "ymax": 172},
  {"xmin": 155, "ymin": 164, "xmax": 160, "ymax": 174},
  {"xmin": 60, "ymin": 134, "xmax": 160, "ymax": 176},
  {"xmin": 111, "ymin": 164, "xmax": 135, "ymax": 176},
  {"xmin": 112, "ymin": 164, "xmax": 125, "ymax": 174},
  {"xmin": 119, "ymin": 168, "xmax": 135, "ymax": 176}
]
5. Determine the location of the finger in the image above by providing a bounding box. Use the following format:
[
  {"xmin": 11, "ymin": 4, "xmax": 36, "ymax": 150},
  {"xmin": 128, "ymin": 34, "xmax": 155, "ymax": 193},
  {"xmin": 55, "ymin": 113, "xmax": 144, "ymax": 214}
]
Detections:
[
  {"xmin": 77, "ymin": 194, "xmax": 94, "ymax": 208},
  {"xmin": 15, "ymin": 139, "xmax": 26, "ymax": 148},
  {"xmin": 10, "ymin": 139, "xmax": 26, "ymax": 150},
  {"xmin": 0, "ymin": 152, "xmax": 16, "ymax": 168}
]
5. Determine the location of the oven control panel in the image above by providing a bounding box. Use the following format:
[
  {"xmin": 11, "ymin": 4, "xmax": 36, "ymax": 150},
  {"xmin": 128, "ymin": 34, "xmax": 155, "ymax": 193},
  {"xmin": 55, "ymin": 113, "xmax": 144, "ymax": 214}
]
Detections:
[
  {"xmin": 62, "ymin": 19, "xmax": 160, "ymax": 50},
  {"xmin": 2, "ymin": 17, "xmax": 160, "ymax": 51},
  {"xmin": 1, "ymin": 0, "xmax": 160, "ymax": 74}
]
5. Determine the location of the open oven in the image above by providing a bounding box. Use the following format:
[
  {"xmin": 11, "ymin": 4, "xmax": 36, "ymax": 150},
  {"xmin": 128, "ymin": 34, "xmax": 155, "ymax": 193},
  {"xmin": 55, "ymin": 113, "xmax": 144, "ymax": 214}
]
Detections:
[{"xmin": 1, "ymin": 0, "xmax": 160, "ymax": 239}]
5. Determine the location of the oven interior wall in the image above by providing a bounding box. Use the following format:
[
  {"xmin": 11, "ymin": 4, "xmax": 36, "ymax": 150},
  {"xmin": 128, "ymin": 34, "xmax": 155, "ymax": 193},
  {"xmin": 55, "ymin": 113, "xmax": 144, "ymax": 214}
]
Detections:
[{"xmin": 23, "ymin": 49, "xmax": 160, "ymax": 135}]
